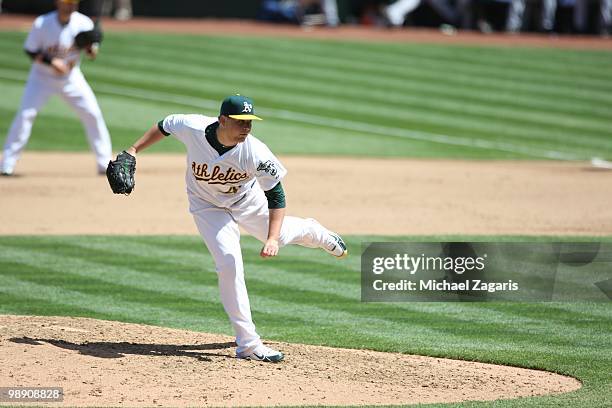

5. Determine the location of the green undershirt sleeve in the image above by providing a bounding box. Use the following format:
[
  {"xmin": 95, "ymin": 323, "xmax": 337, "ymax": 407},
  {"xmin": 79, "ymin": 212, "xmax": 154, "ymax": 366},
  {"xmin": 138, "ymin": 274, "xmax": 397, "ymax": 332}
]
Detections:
[
  {"xmin": 157, "ymin": 120, "xmax": 170, "ymax": 136},
  {"xmin": 264, "ymin": 182, "xmax": 286, "ymax": 209}
]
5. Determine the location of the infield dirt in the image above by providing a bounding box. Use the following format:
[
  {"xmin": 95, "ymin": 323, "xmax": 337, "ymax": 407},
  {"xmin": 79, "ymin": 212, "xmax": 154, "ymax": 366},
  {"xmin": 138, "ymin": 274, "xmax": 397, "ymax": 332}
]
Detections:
[{"xmin": 1, "ymin": 152, "xmax": 611, "ymax": 236}]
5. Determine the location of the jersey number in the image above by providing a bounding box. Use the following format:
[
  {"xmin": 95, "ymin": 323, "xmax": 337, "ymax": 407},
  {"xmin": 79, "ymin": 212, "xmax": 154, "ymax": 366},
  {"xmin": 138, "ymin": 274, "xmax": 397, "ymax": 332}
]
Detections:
[{"xmin": 223, "ymin": 186, "xmax": 240, "ymax": 194}]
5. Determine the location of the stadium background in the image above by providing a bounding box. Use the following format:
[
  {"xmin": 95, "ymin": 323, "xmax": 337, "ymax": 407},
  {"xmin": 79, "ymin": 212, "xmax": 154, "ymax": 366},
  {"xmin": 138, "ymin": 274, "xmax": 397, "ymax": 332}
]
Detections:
[{"xmin": 2, "ymin": 0, "xmax": 609, "ymax": 34}]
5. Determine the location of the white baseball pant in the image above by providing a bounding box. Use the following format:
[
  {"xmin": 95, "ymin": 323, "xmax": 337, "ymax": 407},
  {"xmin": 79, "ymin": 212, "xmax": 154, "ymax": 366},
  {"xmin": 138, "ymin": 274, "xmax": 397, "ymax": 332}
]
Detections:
[
  {"xmin": 190, "ymin": 184, "xmax": 331, "ymax": 354},
  {"xmin": 1, "ymin": 66, "xmax": 112, "ymax": 174}
]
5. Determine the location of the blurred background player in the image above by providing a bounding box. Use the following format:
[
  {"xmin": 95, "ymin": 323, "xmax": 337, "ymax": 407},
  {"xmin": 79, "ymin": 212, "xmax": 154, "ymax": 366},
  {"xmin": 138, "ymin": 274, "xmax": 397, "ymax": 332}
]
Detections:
[
  {"xmin": 504, "ymin": 0, "xmax": 611, "ymax": 33},
  {"xmin": 474, "ymin": 0, "xmax": 610, "ymax": 34},
  {"xmin": 0, "ymin": 0, "xmax": 112, "ymax": 176},
  {"xmin": 258, "ymin": 0, "xmax": 339, "ymax": 26},
  {"xmin": 101, "ymin": 0, "xmax": 133, "ymax": 21},
  {"xmin": 382, "ymin": 0, "xmax": 469, "ymax": 30}
]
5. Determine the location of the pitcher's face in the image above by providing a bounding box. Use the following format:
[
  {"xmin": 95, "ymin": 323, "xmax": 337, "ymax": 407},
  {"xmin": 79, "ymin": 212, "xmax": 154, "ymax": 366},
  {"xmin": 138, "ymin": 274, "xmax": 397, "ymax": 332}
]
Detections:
[{"xmin": 221, "ymin": 116, "xmax": 252, "ymax": 144}]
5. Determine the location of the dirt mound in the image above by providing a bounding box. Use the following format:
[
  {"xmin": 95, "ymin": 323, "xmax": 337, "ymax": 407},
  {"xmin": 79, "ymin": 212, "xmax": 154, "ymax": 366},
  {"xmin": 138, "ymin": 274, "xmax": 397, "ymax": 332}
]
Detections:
[{"xmin": 0, "ymin": 315, "xmax": 581, "ymax": 407}]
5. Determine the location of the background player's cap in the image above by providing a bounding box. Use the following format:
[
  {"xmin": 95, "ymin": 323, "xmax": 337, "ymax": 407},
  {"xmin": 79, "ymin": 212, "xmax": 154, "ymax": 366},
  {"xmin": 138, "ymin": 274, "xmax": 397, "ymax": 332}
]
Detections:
[{"xmin": 220, "ymin": 95, "xmax": 262, "ymax": 121}]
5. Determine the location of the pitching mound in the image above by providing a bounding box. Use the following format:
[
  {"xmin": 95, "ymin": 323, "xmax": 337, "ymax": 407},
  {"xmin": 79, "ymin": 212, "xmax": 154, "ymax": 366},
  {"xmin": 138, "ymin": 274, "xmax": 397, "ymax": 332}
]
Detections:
[{"xmin": 0, "ymin": 315, "xmax": 580, "ymax": 407}]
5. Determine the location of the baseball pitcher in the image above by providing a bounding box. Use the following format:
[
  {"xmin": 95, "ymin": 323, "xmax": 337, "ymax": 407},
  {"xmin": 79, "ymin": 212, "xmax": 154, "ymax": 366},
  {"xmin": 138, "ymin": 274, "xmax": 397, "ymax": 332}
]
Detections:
[{"xmin": 107, "ymin": 95, "xmax": 348, "ymax": 362}]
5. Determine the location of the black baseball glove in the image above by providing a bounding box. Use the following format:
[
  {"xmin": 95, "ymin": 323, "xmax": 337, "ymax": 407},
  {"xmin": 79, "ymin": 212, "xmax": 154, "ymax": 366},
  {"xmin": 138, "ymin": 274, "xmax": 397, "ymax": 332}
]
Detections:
[
  {"xmin": 74, "ymin": 27, "xmax": 104, "ymax": 49},
  {"xmin": 106, "ymin": 151, "xmax": 136, "ymax": 195}
]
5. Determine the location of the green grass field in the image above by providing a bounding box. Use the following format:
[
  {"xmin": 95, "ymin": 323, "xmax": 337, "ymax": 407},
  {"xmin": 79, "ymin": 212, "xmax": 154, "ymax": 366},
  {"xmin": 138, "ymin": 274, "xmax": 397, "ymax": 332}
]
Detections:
[
  {"xmin": 0, "ymin": 31, "xmax": 612, "ymax": 160},
  {"xmin": 0, "ymin": 30, "xmax": 611, "ymax": 407}
]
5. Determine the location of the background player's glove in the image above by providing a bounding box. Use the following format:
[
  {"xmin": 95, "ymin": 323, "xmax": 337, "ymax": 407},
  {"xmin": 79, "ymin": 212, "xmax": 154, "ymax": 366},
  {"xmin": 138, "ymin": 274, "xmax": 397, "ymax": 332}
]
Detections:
[
  {"xmin": 106, "ymin": 151, "xmax": 136, "ymax": 195},
  {"xmin": 74, "ymin": 27, "xmax": 104, "ymax": 49}
]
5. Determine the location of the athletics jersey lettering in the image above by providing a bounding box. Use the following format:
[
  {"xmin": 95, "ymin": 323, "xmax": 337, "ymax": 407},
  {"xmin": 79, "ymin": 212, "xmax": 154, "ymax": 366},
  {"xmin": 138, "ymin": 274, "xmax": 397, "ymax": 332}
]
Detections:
[
  {"xmin": 44, "ymin": 44, "xmax": 73, "ymax": 58},
  {"xmin": 192, "ymin": 162, "xmax": 249, "ymax": 185}
]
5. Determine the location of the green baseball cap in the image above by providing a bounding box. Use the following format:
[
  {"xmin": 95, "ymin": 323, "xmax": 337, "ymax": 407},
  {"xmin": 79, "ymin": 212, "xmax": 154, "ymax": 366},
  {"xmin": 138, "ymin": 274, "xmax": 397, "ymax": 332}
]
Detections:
[{"xmin": 220, "ymin": 95, "xmax": 262, "ymax": 121}]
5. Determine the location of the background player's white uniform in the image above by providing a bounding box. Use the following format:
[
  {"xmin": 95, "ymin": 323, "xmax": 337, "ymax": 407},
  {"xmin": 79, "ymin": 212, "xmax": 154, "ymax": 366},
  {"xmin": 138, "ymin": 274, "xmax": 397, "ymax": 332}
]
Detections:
[
  {"xmin": 0, "ymin": 10, "xmax": 112, "ymax": 175},
  {"xmin": 160, "ymin": 113, "xmax": 343, "ymax": 355}
]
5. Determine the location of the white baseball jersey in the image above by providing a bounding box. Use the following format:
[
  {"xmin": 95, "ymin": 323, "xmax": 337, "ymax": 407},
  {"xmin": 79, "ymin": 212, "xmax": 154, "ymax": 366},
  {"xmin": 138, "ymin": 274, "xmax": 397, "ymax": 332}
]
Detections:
[
  {"xmin": 24, "ymin": 11, "xmax": 93, "ymax": 77},
  {"xmin": 0, "ymin": 9, "xmax": 112, "ymax": 175},
  {"xmin": 160, "ymin": 114, "xmax": 287, "ymax": 210}
]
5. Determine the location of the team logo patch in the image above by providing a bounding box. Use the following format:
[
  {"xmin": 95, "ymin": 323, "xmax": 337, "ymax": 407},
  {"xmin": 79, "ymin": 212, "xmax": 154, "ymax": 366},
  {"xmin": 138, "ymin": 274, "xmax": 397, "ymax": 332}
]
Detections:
[
  {"xmin": 257, "ymin": 160, "xmax": 279, "ymax": 177},
  {"xmin": 242, "ymin": 102, "xmax": 253, "ymax": 113}
]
